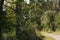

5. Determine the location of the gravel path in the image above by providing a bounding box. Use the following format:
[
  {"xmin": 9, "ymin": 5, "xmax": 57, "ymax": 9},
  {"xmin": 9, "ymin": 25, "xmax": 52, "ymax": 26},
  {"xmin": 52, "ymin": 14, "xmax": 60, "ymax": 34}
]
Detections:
[
  {"xmin": 41, "ymin": 32, "xmax": 60, "ymax": 40},
  {"xmin": 46, "ymin": 33, "xmax": 60, "ymax": 40}
]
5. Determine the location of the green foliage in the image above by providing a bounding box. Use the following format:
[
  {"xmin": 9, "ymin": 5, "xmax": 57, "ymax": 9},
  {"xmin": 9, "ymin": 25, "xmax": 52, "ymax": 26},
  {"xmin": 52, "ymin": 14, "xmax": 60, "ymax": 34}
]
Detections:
[
  {"xmin": 54, "ymin": 11, "xmax": 60, "ymax": 31},
  {"xmin": 0, "ymin": 0, "xmax": 60, "ymax": 40},
  {"xmin": 41, "ymin": 12, "xmax": 50, "ymax": 32}
]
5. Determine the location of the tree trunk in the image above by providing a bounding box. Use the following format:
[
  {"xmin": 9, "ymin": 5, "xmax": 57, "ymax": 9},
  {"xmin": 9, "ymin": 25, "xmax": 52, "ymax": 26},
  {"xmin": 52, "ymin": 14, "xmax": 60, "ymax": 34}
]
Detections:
[
  {"xmin": 0, "ymin": 0, "xmax": 4, "ymax": 40},
  {"xmin": 16, "ymin": 1, "xmax": 22, "ymax": 40}
]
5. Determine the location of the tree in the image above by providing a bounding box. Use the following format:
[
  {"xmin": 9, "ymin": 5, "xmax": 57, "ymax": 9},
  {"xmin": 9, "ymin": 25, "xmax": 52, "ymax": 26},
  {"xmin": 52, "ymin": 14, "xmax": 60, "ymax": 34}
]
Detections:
[
  {"xmin": 2, "ymin": 0, "xmax": 16, "ymax": 40},
  {"xmin": 15, "ymin": 0, "xmax": 44, "ymax": 40},
  {"xmin": 40, "ymin": 0, "xmax": 57, "ymax": 32},
  {"xmin": 16, "ymin": 0, "xmax": 23, "ymax": 40},
  {"xmin": 0, "ymin": 0, "xmax": 4, "ymax": 40}
]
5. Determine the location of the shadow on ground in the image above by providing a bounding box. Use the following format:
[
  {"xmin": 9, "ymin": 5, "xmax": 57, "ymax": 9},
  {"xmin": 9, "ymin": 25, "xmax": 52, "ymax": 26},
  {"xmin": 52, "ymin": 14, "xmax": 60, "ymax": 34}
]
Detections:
[{"xmin": 16, "ymin": 30, "xmax": 45, "ymax": 40}]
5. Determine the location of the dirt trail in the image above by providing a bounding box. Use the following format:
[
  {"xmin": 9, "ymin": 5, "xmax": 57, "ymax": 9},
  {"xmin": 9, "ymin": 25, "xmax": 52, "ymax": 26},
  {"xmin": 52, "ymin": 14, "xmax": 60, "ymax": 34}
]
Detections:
[
  {"xmin": 46, "ymin": 34, "xmax": 60, "ymax": 40},
  {"xmin": 41, "ymin": 32, "xmax": 60, "ymax": 40}
]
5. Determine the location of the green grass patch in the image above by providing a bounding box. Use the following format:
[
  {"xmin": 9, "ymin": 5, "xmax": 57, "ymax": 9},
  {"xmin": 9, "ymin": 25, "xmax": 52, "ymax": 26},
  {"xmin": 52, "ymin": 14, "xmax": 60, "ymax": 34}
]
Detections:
[{"xmin": 53, "ymin": 31, "xmax": 60, "ymax": 35}]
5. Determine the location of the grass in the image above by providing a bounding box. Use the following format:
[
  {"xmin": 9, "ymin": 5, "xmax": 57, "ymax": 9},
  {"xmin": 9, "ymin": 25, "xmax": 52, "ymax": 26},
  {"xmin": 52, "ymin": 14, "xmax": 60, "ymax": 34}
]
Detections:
[{"xmin": 53, "ymin": 31, "xmax": 60, "ymax": 35}]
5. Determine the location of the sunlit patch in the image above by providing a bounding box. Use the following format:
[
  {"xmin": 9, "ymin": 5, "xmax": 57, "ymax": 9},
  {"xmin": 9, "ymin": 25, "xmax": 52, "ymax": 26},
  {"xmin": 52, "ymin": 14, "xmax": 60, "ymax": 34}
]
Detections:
[{"xmin": 24, "ymin": 0, "xmax": 30, "ymax": 4}]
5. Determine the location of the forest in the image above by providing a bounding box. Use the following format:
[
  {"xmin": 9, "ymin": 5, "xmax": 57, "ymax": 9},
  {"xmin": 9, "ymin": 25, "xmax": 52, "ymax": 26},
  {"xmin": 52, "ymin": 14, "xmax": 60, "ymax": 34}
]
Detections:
[{"xmin": 0, "ymin": 0, "xmax": 60, "ymax": 40}]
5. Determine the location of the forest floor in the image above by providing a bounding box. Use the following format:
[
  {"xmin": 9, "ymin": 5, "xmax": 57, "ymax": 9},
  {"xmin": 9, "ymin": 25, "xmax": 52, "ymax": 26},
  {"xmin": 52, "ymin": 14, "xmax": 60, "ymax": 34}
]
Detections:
[{"xmin": 41, "ymin": 32, "xmax": 60, "ymax": 40}]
